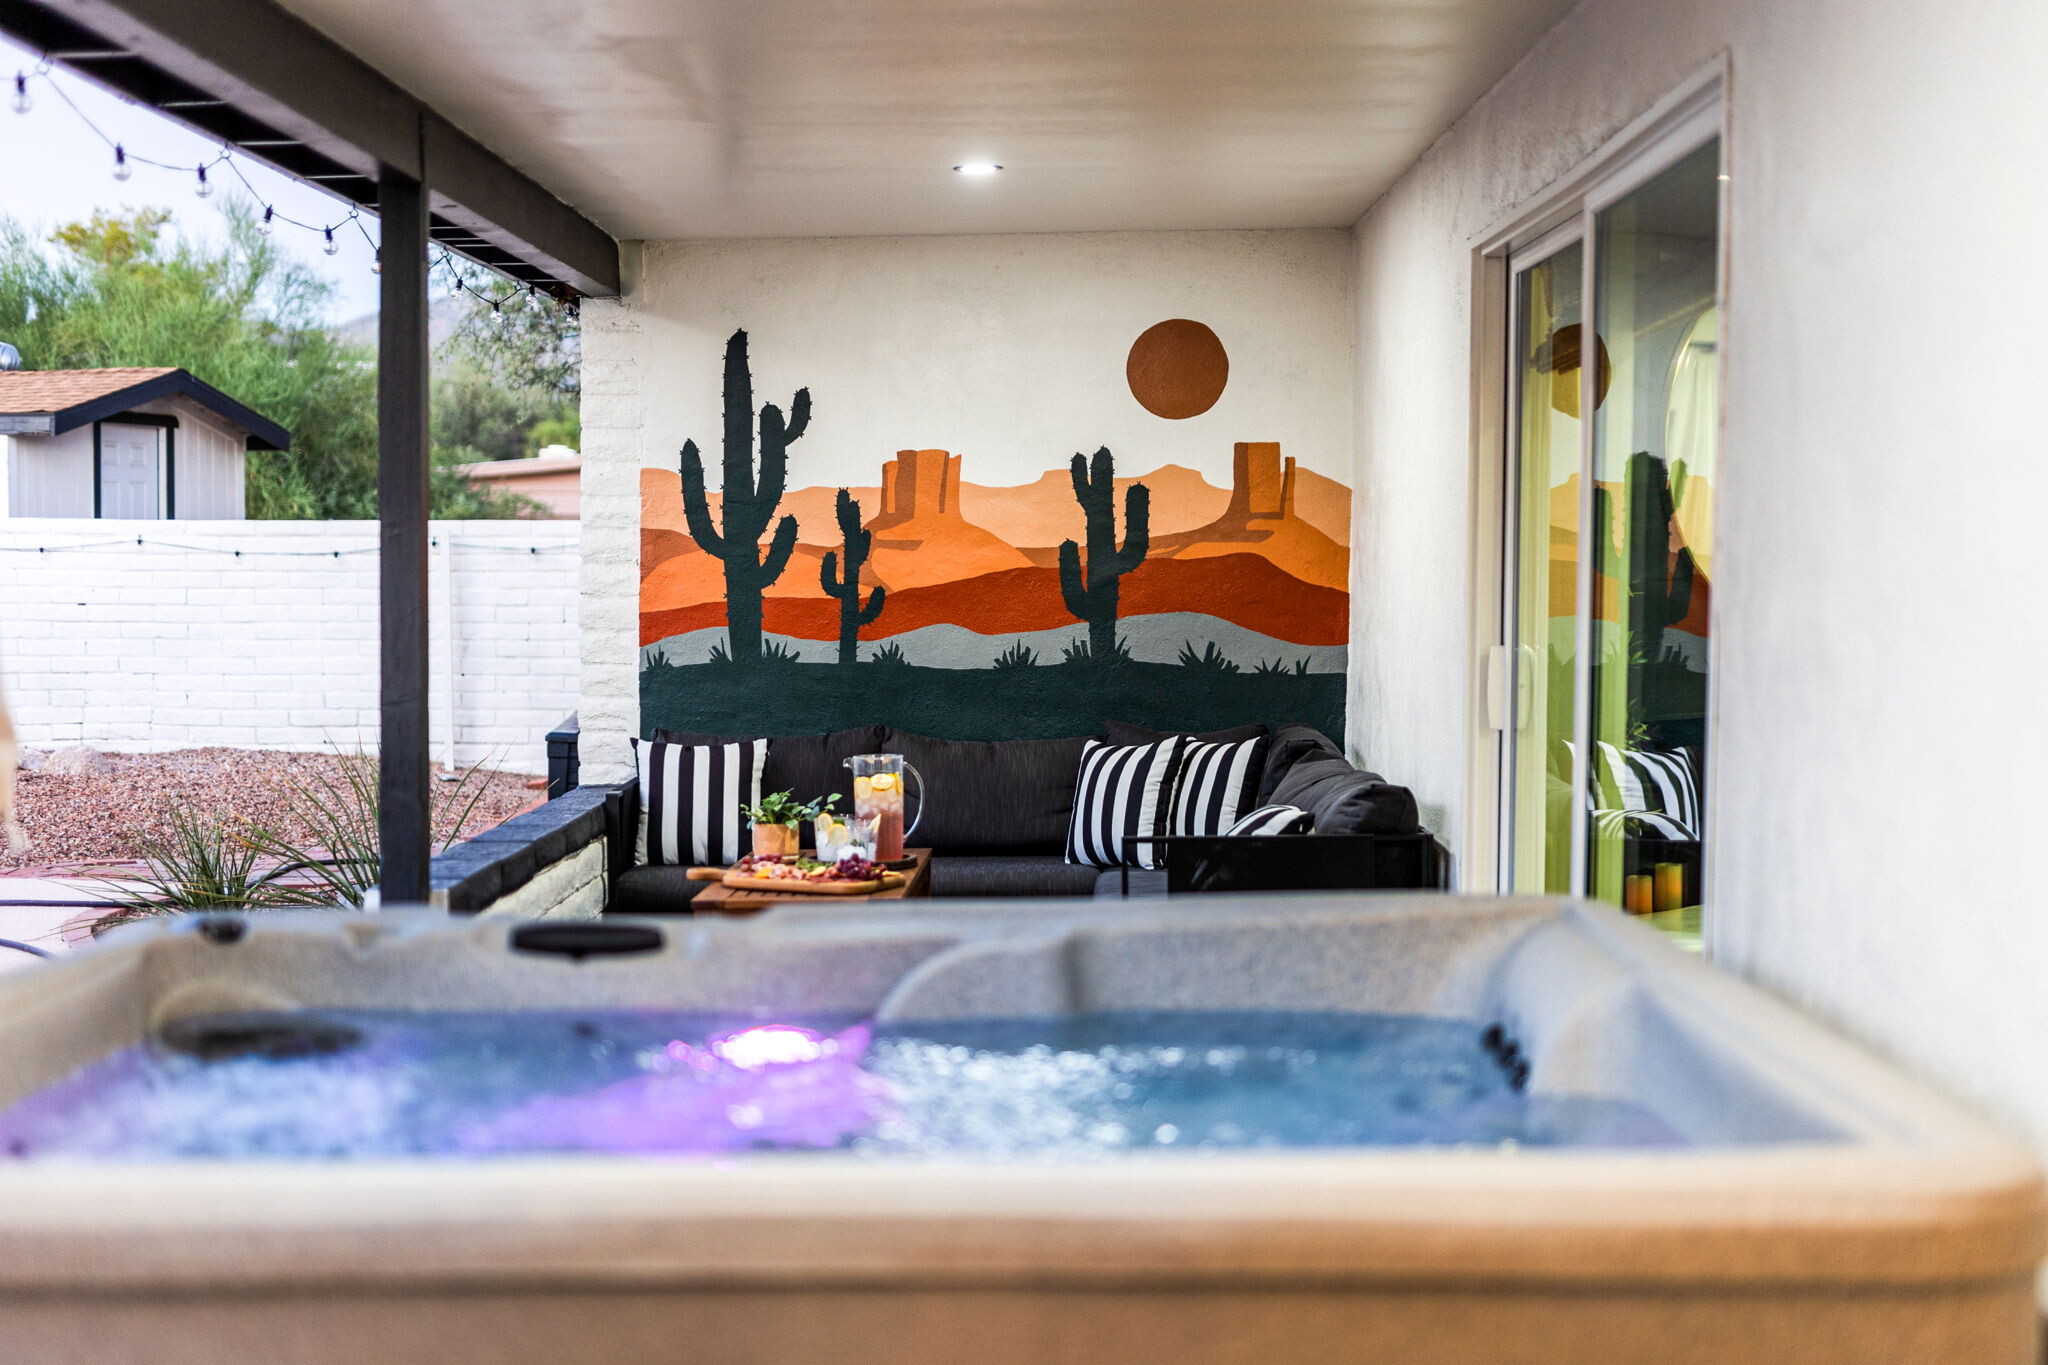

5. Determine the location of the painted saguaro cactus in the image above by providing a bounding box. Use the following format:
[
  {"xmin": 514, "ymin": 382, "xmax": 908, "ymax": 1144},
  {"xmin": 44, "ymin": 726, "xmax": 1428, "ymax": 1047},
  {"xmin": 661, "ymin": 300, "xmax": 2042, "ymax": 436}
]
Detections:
[
  {"xmin": 1058, "ymin": 446, "xmax": 1150, "ymax": 664},
  {"xmin": 819, "ymin": 488, "xmax": 886, "ymax": 664},
  {"xmin": 679, "ymin": 329, "xmax": 804, "ymax": 663},
  {"xmin": 1591, "ymin": 449, "xmax": 1700, "ymax": 731}
]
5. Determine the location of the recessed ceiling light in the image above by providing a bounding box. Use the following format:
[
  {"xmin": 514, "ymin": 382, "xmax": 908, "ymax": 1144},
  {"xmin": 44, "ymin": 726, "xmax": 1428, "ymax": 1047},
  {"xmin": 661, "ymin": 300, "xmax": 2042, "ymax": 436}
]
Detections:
[{"xmin": 952, "ymin": 162, "xmax": 1003, "ymax": 176}]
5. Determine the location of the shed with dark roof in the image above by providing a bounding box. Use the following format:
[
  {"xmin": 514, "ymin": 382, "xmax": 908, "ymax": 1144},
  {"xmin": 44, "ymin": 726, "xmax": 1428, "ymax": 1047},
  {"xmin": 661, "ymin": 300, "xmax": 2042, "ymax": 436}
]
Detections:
[{"xmin": 0, "ymin": 368, "xmax": 290, "ymax": 520}]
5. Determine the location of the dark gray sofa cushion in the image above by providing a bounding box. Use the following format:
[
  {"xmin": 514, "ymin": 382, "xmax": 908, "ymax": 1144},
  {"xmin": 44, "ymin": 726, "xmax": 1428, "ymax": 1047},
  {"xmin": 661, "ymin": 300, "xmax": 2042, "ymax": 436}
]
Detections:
[
  {"xmin": 928, "ymin": 855, "xmax": 1102, "ymax": 898},
  {"xmin": 1269, "ymin": 754, "xmax": 1421, "ymax": 835},
  {"xmin": 653, "ymin": 725, "xmax": 887, "ymax": 818},
  {"xmin": 609, "ymin": 863, "xmax": 710, "ymax": 915},
  {"xmin": 1103, "ymin": 720, "xmax": 1268, "ymax": 746},
  {"xmin": 1258, "ymin": 722, "xmax": 1346, "ymax": 805},
  {"xmin": 883, "ymin": 729, "xmax": 1094, "ymax": 853}
]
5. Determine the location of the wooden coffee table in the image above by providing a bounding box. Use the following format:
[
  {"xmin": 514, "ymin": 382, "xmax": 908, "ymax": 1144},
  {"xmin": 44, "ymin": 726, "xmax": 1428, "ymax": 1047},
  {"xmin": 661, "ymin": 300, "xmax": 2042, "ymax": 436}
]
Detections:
[{"xmin": 693, "ymin": 848, "xmax": 934, "ymax": 916}]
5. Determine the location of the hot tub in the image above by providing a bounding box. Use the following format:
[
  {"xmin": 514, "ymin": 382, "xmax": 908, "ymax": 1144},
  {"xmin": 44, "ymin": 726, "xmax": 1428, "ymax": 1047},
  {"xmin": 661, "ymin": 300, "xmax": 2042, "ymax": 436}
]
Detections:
[{"xmin": 0, "ymin": 896, "xmax": 2037, "ymax": 1364}]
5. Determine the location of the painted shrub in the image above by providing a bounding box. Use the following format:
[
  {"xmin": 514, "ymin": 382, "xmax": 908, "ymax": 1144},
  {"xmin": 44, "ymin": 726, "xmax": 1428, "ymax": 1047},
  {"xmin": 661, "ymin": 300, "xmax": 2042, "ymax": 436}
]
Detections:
[{"xmin": 640, "ymin": 323, "xmax": 1351, "ymax": 741}]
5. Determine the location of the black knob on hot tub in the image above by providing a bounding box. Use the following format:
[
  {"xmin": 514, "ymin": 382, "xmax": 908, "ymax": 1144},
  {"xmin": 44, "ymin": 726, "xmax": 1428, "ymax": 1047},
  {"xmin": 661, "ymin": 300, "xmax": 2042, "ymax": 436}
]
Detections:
[{"xmin": 194, "ymin": 916, "xmax": 247, "ymax": 946}]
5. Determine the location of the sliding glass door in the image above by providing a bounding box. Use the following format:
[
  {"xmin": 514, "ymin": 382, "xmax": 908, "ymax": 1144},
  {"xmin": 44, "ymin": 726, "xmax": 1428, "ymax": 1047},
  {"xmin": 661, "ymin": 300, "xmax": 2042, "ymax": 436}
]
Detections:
[
  {"xmin": 1501, "ymin": 136, "xmax": 1721, "ymax": 943},
  {"xmin": 1503, "ymin": 234, "xmax": 1584, "ymax": 897}
]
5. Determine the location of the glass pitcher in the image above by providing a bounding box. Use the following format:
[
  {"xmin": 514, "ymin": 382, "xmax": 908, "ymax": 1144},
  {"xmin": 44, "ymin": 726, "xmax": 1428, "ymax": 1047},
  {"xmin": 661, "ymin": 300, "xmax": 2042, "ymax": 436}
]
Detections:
[{"xmin": 843, "ymin": 753, "xmax": 924, "ymax": 861}]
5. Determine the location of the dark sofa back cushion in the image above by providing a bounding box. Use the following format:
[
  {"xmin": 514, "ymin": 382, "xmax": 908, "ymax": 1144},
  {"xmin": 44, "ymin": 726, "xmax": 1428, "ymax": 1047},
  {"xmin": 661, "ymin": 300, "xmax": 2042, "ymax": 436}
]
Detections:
[
  {"xmin": 882, "ymin": 728, "xmax": 1094, "ymax": 853},
  {"xmin": 1269, "ymin": 753, "xmax": 1421, "ymax": 836},
  {"xmin": 1257, "ymin": 722, "xmax": 1346, "ymax": 805},
  {"xmin": 1103, "ymin": 720, "xmax": 1268, "ymax": 746},
  {"xmin": 652, "ymin": 725, "xmax": 887, "ymax": 817}
]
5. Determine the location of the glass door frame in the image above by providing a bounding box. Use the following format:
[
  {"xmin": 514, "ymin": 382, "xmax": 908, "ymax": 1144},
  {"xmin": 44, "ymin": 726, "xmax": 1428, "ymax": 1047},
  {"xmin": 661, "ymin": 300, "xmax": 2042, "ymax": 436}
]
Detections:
[
  {"xmin": 1495, "ymin": 220, "xmax": 1584, "ymax": 896},
  {"xmin": 1464, "ymin": 62, "xmax": 1727, "ymax": 925}
]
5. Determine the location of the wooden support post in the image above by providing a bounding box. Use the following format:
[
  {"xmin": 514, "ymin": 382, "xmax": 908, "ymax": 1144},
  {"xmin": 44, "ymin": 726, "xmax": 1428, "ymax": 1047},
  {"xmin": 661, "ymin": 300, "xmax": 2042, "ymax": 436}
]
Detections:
[{"xmin": 377, "ymin": 162, "xmax": 431, "ymax": 904}]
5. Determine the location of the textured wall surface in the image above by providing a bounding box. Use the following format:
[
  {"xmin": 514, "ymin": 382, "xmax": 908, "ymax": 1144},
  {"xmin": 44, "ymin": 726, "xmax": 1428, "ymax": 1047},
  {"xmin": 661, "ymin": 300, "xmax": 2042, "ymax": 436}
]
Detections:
[
  {"xmin": 1, "ymin": 519, "xmax": 579, "ymax": 774},
  {"xmin": 578, "ymin": 283, "xmax": 644, "ymax": 785},
  {"xmin": 1348, "ymin": 0, "xmax": 2048, "ymax": 1145}
]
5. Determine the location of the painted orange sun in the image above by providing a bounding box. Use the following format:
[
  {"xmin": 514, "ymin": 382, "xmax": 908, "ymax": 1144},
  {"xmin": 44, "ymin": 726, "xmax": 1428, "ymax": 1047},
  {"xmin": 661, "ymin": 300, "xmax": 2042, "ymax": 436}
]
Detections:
[{"xmin": 1127, "ymin": 319, "xmax": 1228, "ymax": 419}]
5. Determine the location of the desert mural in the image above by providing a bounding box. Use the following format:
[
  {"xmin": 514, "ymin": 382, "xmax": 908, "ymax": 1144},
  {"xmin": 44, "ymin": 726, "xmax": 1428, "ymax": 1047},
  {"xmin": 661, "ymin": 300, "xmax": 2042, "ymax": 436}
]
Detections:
[{"xmin": 640, "ymin": 327, "xmax": 1351, "ymax": 741}]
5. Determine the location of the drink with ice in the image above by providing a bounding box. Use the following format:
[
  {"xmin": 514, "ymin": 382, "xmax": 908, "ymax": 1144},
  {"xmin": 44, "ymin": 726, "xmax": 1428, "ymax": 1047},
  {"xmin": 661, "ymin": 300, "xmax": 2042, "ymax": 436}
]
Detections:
[{"xmin": 843, "ymin": 754, "xmax": 923, "ymax": 862}]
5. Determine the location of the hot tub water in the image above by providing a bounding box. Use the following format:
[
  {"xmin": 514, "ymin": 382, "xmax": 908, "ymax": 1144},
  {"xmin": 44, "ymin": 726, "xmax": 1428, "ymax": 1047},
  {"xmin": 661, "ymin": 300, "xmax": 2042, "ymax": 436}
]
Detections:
[{"xmin": 0, "ymin": 1009, "xmax": 1681, "ymax": 1160}]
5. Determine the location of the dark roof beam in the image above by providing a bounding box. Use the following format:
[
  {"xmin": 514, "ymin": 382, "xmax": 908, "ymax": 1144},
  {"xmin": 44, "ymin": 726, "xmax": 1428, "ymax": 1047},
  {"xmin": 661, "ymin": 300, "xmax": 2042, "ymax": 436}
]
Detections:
[{"xmin": 28, "ymin": 0, "xmax": 617, "ymax": 295}]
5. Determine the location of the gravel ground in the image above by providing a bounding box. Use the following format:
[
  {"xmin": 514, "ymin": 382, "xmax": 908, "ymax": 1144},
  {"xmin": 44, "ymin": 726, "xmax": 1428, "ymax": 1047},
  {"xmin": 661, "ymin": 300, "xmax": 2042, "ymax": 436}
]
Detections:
[{"xmin": 2, "ymin": 748, "xmax": 540, "ymax": 873}]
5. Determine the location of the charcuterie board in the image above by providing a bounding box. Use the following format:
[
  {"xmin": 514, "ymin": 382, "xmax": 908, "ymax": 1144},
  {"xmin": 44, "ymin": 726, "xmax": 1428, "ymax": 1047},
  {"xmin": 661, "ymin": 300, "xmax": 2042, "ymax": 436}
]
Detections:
[
  {"xmin": 685, "ymin": 856, "xmax": 905, "ymax": 896},
  {"xmin": 718, "ymin": 869, "xmax": 906, "ymax": 895}
]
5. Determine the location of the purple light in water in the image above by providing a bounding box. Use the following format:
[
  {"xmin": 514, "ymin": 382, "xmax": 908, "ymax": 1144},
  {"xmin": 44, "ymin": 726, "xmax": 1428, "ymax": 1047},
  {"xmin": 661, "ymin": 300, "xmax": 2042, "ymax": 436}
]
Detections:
[
  {"xmin": 712, "ymin": 1024, "xmax": 831, "ymax": 1069},
  {"xmin": 458, "ymin": 1022, "xmax": 888, "ymax": 1154}
]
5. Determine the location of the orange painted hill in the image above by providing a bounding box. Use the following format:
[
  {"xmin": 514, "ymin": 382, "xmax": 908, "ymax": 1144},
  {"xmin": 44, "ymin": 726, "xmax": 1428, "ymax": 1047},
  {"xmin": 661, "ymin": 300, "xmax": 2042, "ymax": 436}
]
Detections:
[
  {"xmin": 1292, "ymin": 467, "xmax": 1352, "ymax": 547},
  {"xmin": 956, "ymin": 463, "xmax": 1230, "ymax": 546},
  {"xmin": 642, "ymin": 553, "xmax": 1345, "ymax": 649},
  {"xmin": 643, "ymin": 469, "xmax": 880, "ymax": 579}
]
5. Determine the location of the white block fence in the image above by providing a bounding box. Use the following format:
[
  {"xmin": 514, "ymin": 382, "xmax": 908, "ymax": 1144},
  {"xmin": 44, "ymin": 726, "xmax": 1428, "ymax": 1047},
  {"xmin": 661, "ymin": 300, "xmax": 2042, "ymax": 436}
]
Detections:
[{"xmin": 0, "ymin": 519, "xmax": 579, "ymax": 775}]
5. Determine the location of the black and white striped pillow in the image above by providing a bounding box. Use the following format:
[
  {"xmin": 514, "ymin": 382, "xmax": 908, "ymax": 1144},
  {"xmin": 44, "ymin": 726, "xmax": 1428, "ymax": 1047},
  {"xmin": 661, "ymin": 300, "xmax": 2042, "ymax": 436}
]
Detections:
[
  {"xmin": 632, "ymin": 737, "xmax": 767, "ymax": 866},
  {"xmin": 1168, "ymin": 737, "xmax": 1269, "ymax": 837},
  {"xmin": 1064, "ymin": 738, "xmax": 1186, "ymax": 869},
  {"xmin": 1594, "ymin": 741, "xmax": 1701, "ymax": 837},
  {"xmin": 1592, "ymin": 808, "xmax": 1697, "ymax": 842},
  {"xmin": 1225, "ymin": 804, "xmax": 1314, "ymax": 837}
]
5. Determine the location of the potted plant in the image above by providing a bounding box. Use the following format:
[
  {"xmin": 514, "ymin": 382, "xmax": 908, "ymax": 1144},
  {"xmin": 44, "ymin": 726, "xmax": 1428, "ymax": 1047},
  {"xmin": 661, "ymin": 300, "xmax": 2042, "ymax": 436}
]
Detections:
[{"xmin": 742, "ymin": 790, "xmax": 815, "ymax": 859}]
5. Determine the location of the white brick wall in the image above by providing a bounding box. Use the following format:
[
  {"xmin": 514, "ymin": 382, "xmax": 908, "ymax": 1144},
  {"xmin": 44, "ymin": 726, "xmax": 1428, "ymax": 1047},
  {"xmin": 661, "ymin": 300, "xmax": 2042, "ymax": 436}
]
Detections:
[{"xmin": 0, "ymin": 518, "xmax": 579, "ymax": 774}]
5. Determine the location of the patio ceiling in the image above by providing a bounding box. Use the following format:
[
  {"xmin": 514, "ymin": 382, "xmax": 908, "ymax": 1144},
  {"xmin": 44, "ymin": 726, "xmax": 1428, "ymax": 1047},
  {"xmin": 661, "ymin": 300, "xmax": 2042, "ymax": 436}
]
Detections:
[{"xmin": 266, "ymin": 0, "xmax": 1580, "ymax": 240}]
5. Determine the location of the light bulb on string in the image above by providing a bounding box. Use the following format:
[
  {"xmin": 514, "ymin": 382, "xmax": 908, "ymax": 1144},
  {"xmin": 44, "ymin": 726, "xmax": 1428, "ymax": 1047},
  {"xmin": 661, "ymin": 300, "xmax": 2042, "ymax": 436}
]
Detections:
[
  {"xmin": 194, "ymin": 164, "xmax": 212, "ymax": 199},
  {"xmin": 112, "ymin": 145, "xmax": 131, "ymax": 182},
  {"xmin": 10, "ymin": 74, "xmax": 29, "ymax": 115},
  {"xmin": 257, "ymin": 206, "xmax": 274, "ymax": 236},
  {"xmin": 323, "ymin": 227, "xmax": 339, "ymax": 257},
  {"xmin": 371, "ymin": 252, "xmax": 381, "ymax": 275}
]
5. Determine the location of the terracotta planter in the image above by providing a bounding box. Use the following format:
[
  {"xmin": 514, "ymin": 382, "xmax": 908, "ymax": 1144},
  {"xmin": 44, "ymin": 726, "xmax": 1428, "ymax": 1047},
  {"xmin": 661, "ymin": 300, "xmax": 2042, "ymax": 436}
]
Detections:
[{"xmin": 751, "ymin": 823, "xmax": 800, "ymax": 859}]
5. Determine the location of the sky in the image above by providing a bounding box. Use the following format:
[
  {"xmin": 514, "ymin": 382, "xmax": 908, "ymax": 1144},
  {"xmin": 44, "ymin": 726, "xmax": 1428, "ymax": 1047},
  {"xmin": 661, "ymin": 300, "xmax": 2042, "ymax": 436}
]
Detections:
[{"xmin": 0, "ymin": 32, "xmax": 382, "ymax": 322}]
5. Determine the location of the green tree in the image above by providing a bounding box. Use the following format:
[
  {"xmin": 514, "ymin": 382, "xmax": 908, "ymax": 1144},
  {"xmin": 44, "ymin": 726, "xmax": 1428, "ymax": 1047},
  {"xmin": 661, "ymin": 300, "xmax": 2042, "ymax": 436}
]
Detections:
[
  {"xmin": 0, "ymin": 202, "xmax": 538, "ymax": 519},
  {"xmin": 431, "ymin": 258, "xmax": 579, "ymax": 468}
]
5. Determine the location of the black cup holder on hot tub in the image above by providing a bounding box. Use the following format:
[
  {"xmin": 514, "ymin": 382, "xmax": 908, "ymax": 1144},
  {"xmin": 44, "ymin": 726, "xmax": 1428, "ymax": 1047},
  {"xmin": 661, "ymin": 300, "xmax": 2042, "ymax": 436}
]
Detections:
[{"xmin": 508, "ymin": 923, "xmax": 666, "ymax": 961}]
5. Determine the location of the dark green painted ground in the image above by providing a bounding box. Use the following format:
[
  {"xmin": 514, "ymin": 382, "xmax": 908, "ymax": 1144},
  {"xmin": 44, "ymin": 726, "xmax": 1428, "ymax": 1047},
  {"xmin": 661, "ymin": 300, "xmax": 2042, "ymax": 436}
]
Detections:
[{"xmin": 641, "ymin": 655, "xmax": 1345, "ymax": 741}]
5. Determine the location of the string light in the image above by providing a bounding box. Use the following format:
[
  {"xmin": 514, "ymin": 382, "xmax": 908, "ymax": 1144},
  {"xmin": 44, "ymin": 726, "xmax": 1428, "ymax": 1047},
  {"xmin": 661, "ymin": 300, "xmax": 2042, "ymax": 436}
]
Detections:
[
  {"xmin": 7, "ymin": 58, "xmax": 569, "ymax": 304},
  {"xmin": 433, "ymin": 250, "xmax": 553, "ymax": 312}
]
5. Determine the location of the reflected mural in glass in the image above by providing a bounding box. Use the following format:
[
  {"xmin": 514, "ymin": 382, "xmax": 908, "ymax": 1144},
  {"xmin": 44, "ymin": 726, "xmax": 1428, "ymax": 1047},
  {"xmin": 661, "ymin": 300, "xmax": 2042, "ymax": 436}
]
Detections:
[{"xmin": 1585, "ymin": 140, "xmax": 1720, "ymax": 927}]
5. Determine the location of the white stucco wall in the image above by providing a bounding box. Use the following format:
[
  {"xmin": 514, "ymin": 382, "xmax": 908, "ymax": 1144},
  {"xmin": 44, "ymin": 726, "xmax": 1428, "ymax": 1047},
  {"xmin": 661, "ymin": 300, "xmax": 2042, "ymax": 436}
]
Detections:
[
  {"xmin": 579, "ymin": 230, "xmax": 1354, "ymax": 783},
  {"xmin": 1349, "ymin": 0, "xmax": 2048, "ymax": 1143}
]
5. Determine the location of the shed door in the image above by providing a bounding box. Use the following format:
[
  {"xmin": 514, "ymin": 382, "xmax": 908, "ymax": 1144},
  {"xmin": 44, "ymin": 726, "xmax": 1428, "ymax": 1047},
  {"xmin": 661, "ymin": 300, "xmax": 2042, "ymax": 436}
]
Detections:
[{"xmin": 98, "ymin": 423, "xmax": 163, "ymax": 519}]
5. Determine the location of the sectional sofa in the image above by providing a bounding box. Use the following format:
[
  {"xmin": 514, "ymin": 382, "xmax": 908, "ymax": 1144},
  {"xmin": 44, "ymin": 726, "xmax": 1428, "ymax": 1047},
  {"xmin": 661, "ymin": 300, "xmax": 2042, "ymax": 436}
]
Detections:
[{"xmin": 603, "ymin": 722, "xmax": 1432, "ymax": 914}]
